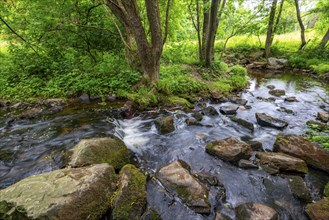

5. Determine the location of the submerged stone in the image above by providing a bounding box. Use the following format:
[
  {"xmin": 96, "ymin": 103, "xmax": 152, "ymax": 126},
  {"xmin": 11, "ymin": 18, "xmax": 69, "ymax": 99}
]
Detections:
[
  {"xmin": 230, "ymin": 116, "xmax": 254, "ymax": 131},
  {"xmin": 156, "ymin": 160, "xmax": 211, "ymax": 214},
  {"xmin": 238, "ymin": 159, "xmax": 258, "ymax": 169},
  {"xmin": 256, "ymin": 152, "xmax": 308, "ymax": 174},
  {"xmin": 255, "ymin": 113, "xmax": 288, "ymax": 129},
  {"xmin": 202, "ymin": 106, "xmax": 219, "ymax": 116},
  {"xmin": 274, "ymin": 134, "xmax": 329, "ymax": 173},
  {"xmin": 235, "ymin": 203, "xmax": 278, "ymax": 220},
  {"xmin": 206, "ymin": 137, "xmax": 253, "ymax": 162},
  {"xmin": 155, "ymin": 115, "xmax": 175, "ymax": 134},
  {"xmin": 287, "ymin": 176, "xmax": 312, "ymax": 202},
  {"xmin": 284, "ymin": 96, "xmax": 297, "ymax": 102},
  {"xmin": 67, "ymin": 137, "xmax": 131, "ymax": 170},
  {"xmin": 269, "ymin": 89, "xmax": 286, "ymax": 97},
  {"xmin": 0, "ymin": 164, "xmax": 117, "ymax": 220},
  {"xmin": 111, "ymin": 164, "xmax": 147, "ymax": 220}
]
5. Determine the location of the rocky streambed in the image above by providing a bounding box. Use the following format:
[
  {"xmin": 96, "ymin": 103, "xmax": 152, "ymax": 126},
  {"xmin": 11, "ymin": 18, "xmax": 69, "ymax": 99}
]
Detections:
[{"xmin": 0, "ymin": 70, "xmax": 329, "ymax": 220}]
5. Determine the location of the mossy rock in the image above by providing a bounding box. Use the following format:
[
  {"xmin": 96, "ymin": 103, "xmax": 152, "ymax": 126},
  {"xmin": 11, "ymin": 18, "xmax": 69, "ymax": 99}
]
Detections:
[
  {"xmin": 306, "ymin": 197, "xmax": 329, "ymax": 220},
  {"xmin": 67, "ymin": 137, "xmax": 132, "ymax": 170},
  {"xmin": 167, "ymin": 96, "xmax": 192, "ymax": 108},
  {"xmin": 0, "ymin": 164, "xmax": 117, "ymax": 220},
  {"xmin": 324, "ymin": 182, "xmax": 329, "ymax": 197},
  {"xmin": 111, "ymin": 164, "xmax": 147, "ymax": 220},
  {"xmin": 155, "ymin": 115, "xmax": 175, "ymax": 135}
]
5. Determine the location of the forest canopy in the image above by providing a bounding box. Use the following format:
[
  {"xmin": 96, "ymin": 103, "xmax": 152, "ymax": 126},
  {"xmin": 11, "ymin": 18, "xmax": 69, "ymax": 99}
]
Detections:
[{"xmin": 0, "ymin": 0, "xmax": 328, "ymax": 104}]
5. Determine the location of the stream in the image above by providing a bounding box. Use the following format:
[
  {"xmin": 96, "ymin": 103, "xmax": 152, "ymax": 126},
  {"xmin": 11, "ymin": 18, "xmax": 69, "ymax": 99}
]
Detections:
[{"xmin": 0, "ymin": 70, "xmax": 329, "ymax": 219}]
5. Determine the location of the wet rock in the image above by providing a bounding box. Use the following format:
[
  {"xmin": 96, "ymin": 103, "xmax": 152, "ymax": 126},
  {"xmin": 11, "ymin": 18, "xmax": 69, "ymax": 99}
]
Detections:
[
  {"xmin": 156, "ymin": 160, "xmax": 210, "ymax": 214},
  {"xmin": 274, "ymin": 134, "xmax": 329, "ymax": 173},
  {"xmin": 206, "ymin": 137, "xmax": 253, "ymax": 162},
  {"xmin": 79, "ymin": 93, "xmax": 91, "ymax": 103},
  {"xmin": 266, "ymin": 85, "xmax": 276, "ymax": 90},
  {"xmin": 306, "ymin": 120, "xmax": 329, "ymax": 132},
  {"xmin": 67, "ymin": 137, "xmax": 131, "ymax": 170},
  {"xmin": 277, "ymin": 107, "xmax": 294, "ymax": 114},
  {"xmin": 324, "ymin": 182, "xmax": 329, "ymax": 197},
  {"xmin": 111, "ymin": 164, "xmax": 146, "ymax": 220},
  {"xmin": 317, "ymin": 111, "xmax": 329, "ymax": 123},
  {"xmin": 18, "ymin": 108, "xmax": 44, "ymax": 119},
  {"xmin": 220, "ymin": 105, "xmax": 239, "ymax": 115},
  {"xmin": 43, "ymin": 98, "xmax": 65, "ymax": 107},
  {"xmin": 238, "ymin": 159, "xmax": 258, "ymax": 169},
  {"xmin": 192, "ymin": 111, "xmax": 203, "ymax": 121},
  {"xmin": 0, "ymin": 164, "xmax": 117, "ymax": 220},
  {"xmin": 230, "ymin": 116, "xmax": 254, "ymax": 131},
  {"xmin": 287, "ymin": 176, "xmax": 312, "ymax": 202},
  {"xmin": 229, "ymin": 96, "xmax": 248, "ymax": 106},
  {"xmin": 186, "ymin": 118, "xmax": 202, "ymax": 126},
  {"xmin": 245, "ymin": 140, "xmax": 263, "ymax": 151},
  {"xmin": 269, "ymin": 89, "xmax": 286, "ymax": 97},
  {"xmin": 255, "ymin": 113, "xmax": 288, "ymax": 129},
  {"xmin": 247, "ymin": 61, "xmax": 267, "ymax": 69},
  {"xmin": 256, "ymin": 152, "xmax": 308, "ymax": 174},
  {"xmin": 193, "ymin": 172, "xmax": 221, "ymax": 187},
  {"xmin": 305, "ymin": 197, "xmax": 329, "ymax": 220},
  {"xmin": 203, "ymin": 106, "xmax": 219, "ymax": 116},
  {"xmin": 260, "ymin": 164, "xmax": 279, "ymax": 175},
  {"xmin": 256, "ymin": 97, "xmax": 276, "ymax": 102},
  {"xmin": 284, "ymin": 96, "xmax": 297, "ymax": 102},
  {"xmin": 155, "ymin": 115, "xmax": 175, "ymax": 134},
  {"xmin": 214, "ymin": 212, "xmax": 232, "ymax": 220},
  {"xmin": 10, "ymin": 102, "xmax": 30, "ymax": 110},
  {"xmin": 235, "ymin": 203, "xmax": 278, "ymax": 220}
]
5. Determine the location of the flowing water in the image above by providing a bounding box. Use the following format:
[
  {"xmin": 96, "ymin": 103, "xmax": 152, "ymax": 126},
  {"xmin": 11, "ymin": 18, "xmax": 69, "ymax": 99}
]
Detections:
[{"xmin": 0, "ymin": 70, "xmax": 329, "ymax": 219}]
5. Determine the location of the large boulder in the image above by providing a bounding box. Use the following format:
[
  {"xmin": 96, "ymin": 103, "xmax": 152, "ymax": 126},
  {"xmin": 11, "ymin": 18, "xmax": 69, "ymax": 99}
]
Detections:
[
  {"xmin": 305, "ymin": 197, "xmax": 329, "ymax": 220},
  {"xmin": 67, "ymin": 137, "xmax": 131, "ymax": 170},
  {"xmin": 156, "ymin": 160, "xmax": 210, "ymax": 214},
  {"xmin": 235, "ymin": 203, "xmax": 278, "ymax": 220},
  {"xmin": 111, "ymin": 164, "xmax": 147, "ymax": 220},
  {"xmin": 255, "ymin": 113, "xmax": 288, "ymax": 129},
  {"xmin": 273, "ymin": 134, "xmax": 329, "ymax": 173},
  {"xmin": 206, "ymin": 137, "xmax": 253, "ymax": 162},
  {"xmin": 202, "ymin": 106, "xmax": 219, "ymax": 116},
  {"xmin": 155, "ymin": 115, "xmax": 175, "ymax": 134},
  {"xmin": 256, "ymin": 152, "xmax": 308, "ymax": 174},
  {"xmin": 0, "ymin": 164, "xmax": 117, "ymax": 220}
]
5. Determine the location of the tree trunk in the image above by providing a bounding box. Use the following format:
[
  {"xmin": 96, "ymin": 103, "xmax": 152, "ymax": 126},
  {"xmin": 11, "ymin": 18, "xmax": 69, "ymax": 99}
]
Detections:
[
  {"xmin": 318, "ymin": 28, "xmax": 329, "ymax": 48},
  {"xmin": 264, "ymin": 0, "xmax": 278, "ymax": 59},
  {"xmin": 106, "ymin": 0, "xmax": 166, "ymax": 85},
  {"xmin": 294, "ymin": 0, "xmax": 306, "ymax": 50},
  {"xmin": 201, "ymin": 0, "xmax": 210, "ymax": 62},
  {"xmin": 205, "ymin": 0, "xmax": 220, "ymax": 66}
]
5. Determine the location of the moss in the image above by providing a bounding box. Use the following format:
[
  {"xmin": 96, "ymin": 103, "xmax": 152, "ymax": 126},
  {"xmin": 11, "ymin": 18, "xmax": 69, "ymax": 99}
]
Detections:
[
  {"xmin": 167, "ymin": 96, "xmax": 192, "ymax": 108},
  {"xmin": 324, "ymin": 182, "xmax": 329, "ymax": 197},
  {"xmin": 0, "ymin": 201, "xmax": 31, "ymax": 220},
  {"xmin": 174, "ymin": 185, "xmax": 192, "ymax": 202},
  {"xmin": 154, "ymin": 115, "xmax": 175, "ymax": 134},
  {"xmin": 111, "ymin": 164, "xmax": 147, "ymax": 220}
]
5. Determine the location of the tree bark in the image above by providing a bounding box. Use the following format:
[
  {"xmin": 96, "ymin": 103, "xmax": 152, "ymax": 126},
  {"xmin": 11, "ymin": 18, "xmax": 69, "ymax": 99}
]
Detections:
[
  {"xmin": 294, "ymin": 0, "xmax": 306, "ymax": 50},
  {"xmin": 106, "ymin": 0, "xmax": 166, "ymax": 85},
  {"xmin": 205, "ymin": 0, "xmax": 220, "ymax": 66},
  {"xmin": 264, "ymin": 0, "xmax": 278, "ymax": 59},
  {"xmin": 318, "ymin": 28, "xmax": 329, "ymax": 48}
]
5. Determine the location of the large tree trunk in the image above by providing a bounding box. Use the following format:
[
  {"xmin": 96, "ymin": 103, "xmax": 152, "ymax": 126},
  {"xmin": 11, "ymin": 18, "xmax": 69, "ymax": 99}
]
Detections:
[
  {"xmin": 201, "ymin": 0, "xmax": 210, "ymax": 61},
  {"xmin": 294, "ymin": 0, "xmax": 306, "ymax": 50},
  {"xmin": 264, "ymin": 0, "xmax": 278, "ymax": 59},
  {"xmin": 318, "ymin": 28, "xmax": 329, "ymax": 48},
  {"xmin": 106, "ymin": 0, "xmax": 165, "ymax": 85}
]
